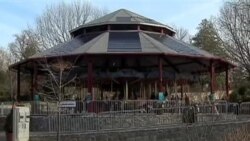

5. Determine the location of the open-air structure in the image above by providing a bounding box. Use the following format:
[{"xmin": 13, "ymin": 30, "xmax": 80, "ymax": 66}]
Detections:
[{"xmin": 10, "ymin": 9, "xmax": 234, "ymax": 102}]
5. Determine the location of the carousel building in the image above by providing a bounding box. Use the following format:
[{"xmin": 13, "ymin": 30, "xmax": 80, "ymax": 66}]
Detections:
[{"xmin": 10, "ymin": 9, "xmax": 234, "ymax": 101}]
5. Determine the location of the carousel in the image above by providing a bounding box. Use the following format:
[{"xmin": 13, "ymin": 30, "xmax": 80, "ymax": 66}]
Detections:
[{"xmin": 9, "ymin": 9, "xmax": 235, "ymax": 102}]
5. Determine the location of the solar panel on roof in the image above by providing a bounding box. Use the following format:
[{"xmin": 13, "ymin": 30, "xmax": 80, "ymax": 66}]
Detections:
[{"xmin": 108, "ymin": 32, "xmax": 141, "ymax": 52}]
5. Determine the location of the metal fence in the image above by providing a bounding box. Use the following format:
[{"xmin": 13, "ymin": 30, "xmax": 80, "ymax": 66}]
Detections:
[
  {"xmin": 26, "ymin": 100, "xmax": 186, "ymax": 115},
  {"xmin": 0, "ymin": 100, "xmax": 245, "ymax": 116},
  {"xmin": 1, "ymin": 100, "xmax": 250, "ymax": 133},
  {"xmin": 0, "ymin": 102, "xmax": 12, "ymax": 116},
  {"xmin": 240, "ymin": 102, "xmax": 250, "ymax": 114}
]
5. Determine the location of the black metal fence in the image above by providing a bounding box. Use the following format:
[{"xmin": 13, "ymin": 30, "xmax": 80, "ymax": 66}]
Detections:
[{"xmin": 1, "ymin": 100, "xmax": 248, "ymax": 133}]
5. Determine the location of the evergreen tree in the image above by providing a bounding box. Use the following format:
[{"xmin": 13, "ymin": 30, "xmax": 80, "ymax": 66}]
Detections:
[
  {"xmin": 192, "ymin": 19, "xmax": 228, "ymax": 58},
  {"xmin": 193, "ymin": 19, "xmax": 229, "ymax": 92}
]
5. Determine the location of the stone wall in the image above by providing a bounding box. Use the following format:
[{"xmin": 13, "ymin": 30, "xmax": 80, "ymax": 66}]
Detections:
[
  {"xmin": 30, "ymin": 120, "xmax": 250, "ymax": 141},
  {"xmin": 29, "ymin": 113, "xmax": 236, "ymax": 132}
]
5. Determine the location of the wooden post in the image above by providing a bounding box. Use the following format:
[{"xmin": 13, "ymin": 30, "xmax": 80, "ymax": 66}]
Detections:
[
  {"xmin": 226, "ymin": 65, "xmax": 229, "ymax": 98},
  {"xmin": 174, "ymin": 80, "xmax": 177, "ymax": 95},
  {"xmin": 30, "ymin": 69, "xmax": 34, "ymax": 101},
  {"xmin": 17, "ymin": 65, "xmax": 20, "ymax": 101},
  {"xmin": 87, "ymin": 61, "xmax": 93, "ymax": 99},
  {"xmin": 125, "ymin": 81, "xmax": 128, "ymax": 100},
  {"xmin": 154, "ymin": 81, "xmax": 157, "ymax": 93},
  {"xmin": 31, "ymin": 64, "xmax": 37, "ymax": 100},
  {"xmin": 210, "ymin": 61, "xmax": 215, "ymax": 94},
  {"xmin": 108, "ymin": 25, "xmax": 111, "ymax": 31},
  {"xmin": 161, "ymin": 28, "xmax": 164, "ymax": 35},
  {"xmin": 159, "ymin": 57, "xmax": 163, "ymax": 92},
  {"xmin": 181, "ymin": 83, "xmax": 184, "ymax": 101},
  {"xmin": 137, "ymin": 25, "xmax": 140, "ymax": 31}
]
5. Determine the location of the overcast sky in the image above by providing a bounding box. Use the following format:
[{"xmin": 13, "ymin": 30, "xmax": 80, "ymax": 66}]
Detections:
[{"xmin": 0, "ymin": 0, "xmax": 224, "ymax": 48}]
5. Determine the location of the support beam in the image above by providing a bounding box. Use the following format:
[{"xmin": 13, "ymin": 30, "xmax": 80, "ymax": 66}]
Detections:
[
  {"xmin": 30, "ymin": 69, "xmax": 34, "ymax": 100},
  {"xmin": 17, "ymin": 65, "xmax": 20, "ymax": 101},
  {"xmin": 31, "ymin": 64, "xmax": 38, "ymax": 100},
  {"xmin": 159, "ymin": 57, "xmax": 163, "ymax": 92},
  {"xmin": 225, "ymin": 65, "xmax": 229, "ymax": 98},
  {"xmin": 210, "ymin": 61, "xmax": 215, "ymax": 94},
  {"xmin": 181, "ymin": 83, "xmax": 184, "ymax": 101},
  {"xmin": 137, "ymin": 25, "xmax": 140, "ymax": 31},
  {"xmin": 125, "ymin": 81, "xmax": 128, "ymax": 100},
  {"xmin": 87, "ymin": 61, "xmax": 93, "ymax": 99}
]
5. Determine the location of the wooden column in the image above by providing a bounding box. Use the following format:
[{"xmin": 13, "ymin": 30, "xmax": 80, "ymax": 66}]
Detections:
[
  {"xmin": 159, "ymin": 57, "xmax": 163, "ymax": 92},
  {"xmin": 137, "ymin": 25, "xmax": 140, "ymax": 31},
  {"xmin": 30, "ymin": 69, "xmax": 34, "ymax": 100},
  {"xmin": 87, "ymin": 61, "xmax": 93, "ymax": 99},
  {"xmin": 181, "ymin": 83, "xmax": 184, "ymax": 100},
  {"xmin": 17, "ymin": 65, "xmax": 21, "ymax": 101},
  {"xmin": 125, "ymin": 81, "xmax": 128, "ymax": 100},
  {"xmin": 210, "ymin": 61, "xmax": 215, "ymax": 94},
  {"xmin": 225, "ymin": 65, "xmax": 229, "ymax": 98},
  {"xmin": 31, "ymin": 64, "xmax": 37, "ymax": 100}
]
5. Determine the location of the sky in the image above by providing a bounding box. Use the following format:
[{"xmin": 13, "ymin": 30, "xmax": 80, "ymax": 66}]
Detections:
[{"xmin": 0, "ymin": 0, "xmax": 224, "ymax": 48}]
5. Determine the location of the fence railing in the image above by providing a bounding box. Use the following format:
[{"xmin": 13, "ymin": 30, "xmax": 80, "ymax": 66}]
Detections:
[
  {"xmin": 2, "ymin": 100, "xmax": 248, "ymax": 133},
  {"xmin": 0, "ymin": 100, "xmax": 246, "ymax": 116}
]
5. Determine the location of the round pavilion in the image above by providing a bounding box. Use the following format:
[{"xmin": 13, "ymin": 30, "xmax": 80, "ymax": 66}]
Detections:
[{"xmin": 10, "ymin": 9, "xmax": 235, "ymax": 101}]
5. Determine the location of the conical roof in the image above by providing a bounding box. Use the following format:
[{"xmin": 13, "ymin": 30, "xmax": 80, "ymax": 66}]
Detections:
[
  {"xmin": 70, "ymin": 9, "xmax": 175, "ymax": 34},
  {"xmin": 10, "ymin": 9, "xmax": 235, "ymax": 73},
  {"xmin": 30, "ymin": 31, "xmax": 215, "ymax": 58}
]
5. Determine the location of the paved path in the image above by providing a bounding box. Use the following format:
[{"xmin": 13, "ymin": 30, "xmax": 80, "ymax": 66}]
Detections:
[{"xmin": 0, "ymin": 132, "xmax": 6, "ymax": 141}]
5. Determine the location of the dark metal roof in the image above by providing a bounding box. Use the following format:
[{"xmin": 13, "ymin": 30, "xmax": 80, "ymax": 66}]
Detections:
[
  {"xmin": 30, "ymin": 31, "xmax": 219, "ymax": 58},
  {"xmin": 11, "ymin": 9, "xmax": 234, "ymax": 73},
  {"xmin": 70, "ymin": 9, "xmax": 175, "ymax": 34},
  {"xmin": 108, "ymin": 32, "xmax": 141, "ymax": 52}
]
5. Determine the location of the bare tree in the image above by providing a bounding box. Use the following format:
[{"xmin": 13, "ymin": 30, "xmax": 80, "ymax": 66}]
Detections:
[
  {"xmin": 8, "ymin": 29, "xmax": 40, "ymax": 62},
  {"xmin": 218, "ymin": 0, "xmax": 250, "ymax": 76},
  {"xmin": 173, "ymin": 25, "xmax": 192, "ymax": 43},
  {"xmin": 0, "ymin": 47, "xmax": 12, "ymax": 71},
  {"xmin": 35, "ymin": 57, "xmax": 79, "ymax": 141},
  {"xmin": 36, "ymin": 58, "xmax": 78, "ymax": 101},
  {"xmin": 36, "ymin": 0, "xmax": 108, "ymax": 49}
]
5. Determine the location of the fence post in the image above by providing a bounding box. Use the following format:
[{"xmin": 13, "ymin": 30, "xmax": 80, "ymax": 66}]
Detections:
[{"xmin": 47, "ymin": 102, "xmax": 49, "ymax": 115}]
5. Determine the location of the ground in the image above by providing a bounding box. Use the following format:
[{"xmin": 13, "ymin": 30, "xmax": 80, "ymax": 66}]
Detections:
[{"xmin": 0, "ymin": 132, "xmax": 6, "ymax": 141}]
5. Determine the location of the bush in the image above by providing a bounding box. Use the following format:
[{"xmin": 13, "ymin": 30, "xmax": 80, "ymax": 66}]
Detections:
[
  {"xmin": 238, "ymin": 86, "xmax": 247, "ymax": 96},
  {"xmin": 230, "ymin": 84, "xmax": 250, "ymax": 102}
]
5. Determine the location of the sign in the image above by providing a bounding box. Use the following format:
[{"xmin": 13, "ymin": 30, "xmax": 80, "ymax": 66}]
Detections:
[
  {"xmin": 13, "ymin": 106, "xmax": 30, "ymax": 141},
  {"xmin": 59, "ymin": 101, "xmax": 76, "ymax": 108}
]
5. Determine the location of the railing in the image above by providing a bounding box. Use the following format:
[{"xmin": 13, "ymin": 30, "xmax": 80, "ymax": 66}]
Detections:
[
  {"xmin": 31, "ymin": 100, "xmax": 186, "ymax": 115},
  {"xmin": 0, "ymin": 100, "xmax": 244, "ymax": 116},
  {"xmin": 3, "ymin": 100, "xmax": 249, "ymax": 133},
  {"xmin": 240, "ymin": 102, "xmax": 250, "ymax": 114},
  {"xmin": 0, "ymin": 102, "xmax": 13, "ymax": 116}
]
